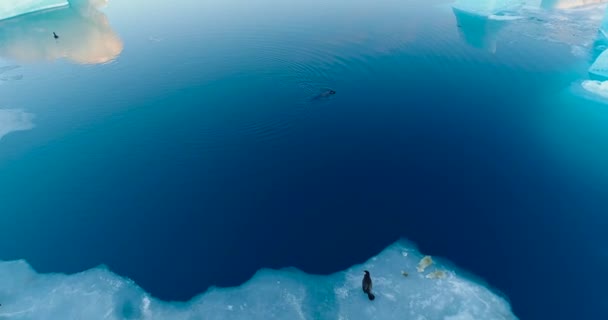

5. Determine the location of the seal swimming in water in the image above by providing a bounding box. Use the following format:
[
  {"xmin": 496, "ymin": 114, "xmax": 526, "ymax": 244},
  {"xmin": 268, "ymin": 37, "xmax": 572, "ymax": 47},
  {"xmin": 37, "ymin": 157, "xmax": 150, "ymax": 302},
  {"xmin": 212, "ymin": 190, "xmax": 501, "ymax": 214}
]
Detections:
[
  {"xmin": 311, "ymin": 89, "xmax": 336, "ymax": 101},
  {"xmin": 362, "ymin": 270, "xmax": 375, "ymax": 301}
]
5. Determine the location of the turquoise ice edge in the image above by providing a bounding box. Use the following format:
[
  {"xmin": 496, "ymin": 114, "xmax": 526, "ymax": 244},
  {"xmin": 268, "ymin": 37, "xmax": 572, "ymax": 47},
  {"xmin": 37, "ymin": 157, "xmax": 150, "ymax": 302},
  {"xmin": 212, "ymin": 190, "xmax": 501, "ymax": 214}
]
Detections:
[
  {"xmin": 0, "ymin": 240, "xmax": 517, "ymax": 320},
  {"xmin": 0, "ymin": 0, "xmax": 69, "ymax": 21}
]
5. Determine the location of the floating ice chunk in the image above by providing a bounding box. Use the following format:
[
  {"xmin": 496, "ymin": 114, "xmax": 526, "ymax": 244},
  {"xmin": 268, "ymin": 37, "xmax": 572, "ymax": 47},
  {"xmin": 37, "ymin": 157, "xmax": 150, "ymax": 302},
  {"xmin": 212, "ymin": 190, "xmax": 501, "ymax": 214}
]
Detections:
[
  {"xmin": 0, "ymin": 0, "xmax": 68, "ymax": 21},
  {"xmin": 453, "ymin": 0, "xmax": 526, "ymax": 17},
  {"xmin": 0, "ymin": 108, "xmax": 34, "ymax": 141},
  {"xmin": 417, "ymin": 255, "xmax": 434, "ymax": 272},
  {"xmin": 452, "ymin": 0, "xmax": 605, "ymax": 17},
  {"xmin": 589, "ymin": 50, "xmax": 608, "ymax": 79},
  {"xmin": 582, "ymin": 79, "xmax": 608, "ymax": 98},
  {"xmin": 0, "ymin": 240, "xmax": 517, "ymax": 320},
  {"xmin": 551, "ymin": 0, "xmax": 608, "ymax": 9}
]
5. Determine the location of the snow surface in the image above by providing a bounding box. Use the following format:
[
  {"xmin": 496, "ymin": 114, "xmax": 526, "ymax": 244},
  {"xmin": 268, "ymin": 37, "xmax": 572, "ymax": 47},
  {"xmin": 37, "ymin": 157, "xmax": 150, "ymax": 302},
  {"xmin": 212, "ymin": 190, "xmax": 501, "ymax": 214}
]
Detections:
[{"xmin": 0, "ymin": 241, "xmax": 517, "ymax": 320}]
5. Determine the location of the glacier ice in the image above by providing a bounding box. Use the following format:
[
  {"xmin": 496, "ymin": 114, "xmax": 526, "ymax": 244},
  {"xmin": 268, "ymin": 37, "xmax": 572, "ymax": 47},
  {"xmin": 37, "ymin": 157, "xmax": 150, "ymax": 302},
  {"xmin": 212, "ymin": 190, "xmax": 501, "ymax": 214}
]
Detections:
[
  {"xmin": 0, "ymin": 0, "xmax": 69, "ymax": 21},
  {"xmin": 0, "ymin": 0, "xmax": 122, "ymax": 64},
  {"xmin": 0, "ymin": 108, "xmax": 34, "ymax": 141},
  {"xmin": 0, "ymin": 240, "xmax": 517, "ymax": 320}
]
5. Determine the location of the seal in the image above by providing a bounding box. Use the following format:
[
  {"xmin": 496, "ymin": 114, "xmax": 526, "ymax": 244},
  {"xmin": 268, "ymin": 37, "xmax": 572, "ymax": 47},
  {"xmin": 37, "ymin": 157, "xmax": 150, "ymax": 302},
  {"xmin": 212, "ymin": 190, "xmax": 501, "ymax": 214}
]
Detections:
[
  {"xmin": 311, "ymin": 89, "xmax": 336, "ymax": 101},
  {"xmin": 362, "ymin": 270, "xmax": 376, "ymax": 301}
]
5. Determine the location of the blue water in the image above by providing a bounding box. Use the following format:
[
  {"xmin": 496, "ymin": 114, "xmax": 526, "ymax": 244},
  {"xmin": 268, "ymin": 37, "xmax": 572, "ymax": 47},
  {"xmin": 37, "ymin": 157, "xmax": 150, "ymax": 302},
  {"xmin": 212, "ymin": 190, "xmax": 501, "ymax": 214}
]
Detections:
[{"xmin": 0, "ymin": 0, "xmax": 607, "ymax": 318}]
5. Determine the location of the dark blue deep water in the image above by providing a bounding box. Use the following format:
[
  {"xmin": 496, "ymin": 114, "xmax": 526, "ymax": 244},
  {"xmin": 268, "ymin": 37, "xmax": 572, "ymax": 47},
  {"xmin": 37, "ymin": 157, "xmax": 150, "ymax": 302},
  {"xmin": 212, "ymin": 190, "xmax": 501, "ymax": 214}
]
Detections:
[{"xmin": 0, "ymin": 0, "xmax": 607, "ymax": 318}]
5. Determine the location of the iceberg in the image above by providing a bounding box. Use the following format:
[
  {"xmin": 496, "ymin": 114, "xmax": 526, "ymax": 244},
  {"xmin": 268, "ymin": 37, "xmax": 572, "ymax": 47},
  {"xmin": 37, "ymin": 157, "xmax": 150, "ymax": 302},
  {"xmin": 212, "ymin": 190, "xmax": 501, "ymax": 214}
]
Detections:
[
  {"xmin": 545, "ymin": 0, "xmax": 608, "ymax": 9},
  {"xmin": 452, "ymin": 0, "xmax": 526, "ymax": 17},
  {"xmin": 0, "ymin": 108, "xmax": 34, "ymax": 141},
  {"xmin": 453, "ymin": 0, "xmax": 608, "ymax": 58},
  {"xmin": 589, "ymin": 49, "xmax": 608, "ymax": 78},
  {"xmin": 452, "ymin": 7, "xmax": 509, "ymax": 53},
  {"xmin": 0, "ymin": 240, "xmax": 517, "ymax": 320},
  {"xmin": 0, "ymin": 0, "xmax": 69, "ymax": 21},
  {"xmin": 453, "ymin": 0, "xmax": 608, "ymax": 17}
]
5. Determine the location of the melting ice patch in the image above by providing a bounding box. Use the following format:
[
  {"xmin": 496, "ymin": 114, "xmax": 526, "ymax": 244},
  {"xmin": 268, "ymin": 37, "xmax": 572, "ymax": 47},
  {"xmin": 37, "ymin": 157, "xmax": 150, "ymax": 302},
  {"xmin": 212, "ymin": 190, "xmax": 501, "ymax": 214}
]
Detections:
[
  {"xmin": 0, "ymin": 109, "xmax": 34, "ymax": 141},
  {"xmin": 0, "ymin": 241, "xmax": 517, "ymax": 320}
]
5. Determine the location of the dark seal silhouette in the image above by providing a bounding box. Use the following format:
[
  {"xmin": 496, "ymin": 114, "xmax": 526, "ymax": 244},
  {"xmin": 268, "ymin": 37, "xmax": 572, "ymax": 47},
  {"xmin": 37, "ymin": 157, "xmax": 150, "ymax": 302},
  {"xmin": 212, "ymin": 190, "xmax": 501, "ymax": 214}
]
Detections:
[
  {"xmin": 362, "ymin": 270, "xmax": 375, "ymax": 301},
  {"xmin": 311, "ymin": 89, "xmax": 336, "ymax": 101},
  {"xmin": 53, "ymin": 32, "xmax": 59, "ymax": 39}
]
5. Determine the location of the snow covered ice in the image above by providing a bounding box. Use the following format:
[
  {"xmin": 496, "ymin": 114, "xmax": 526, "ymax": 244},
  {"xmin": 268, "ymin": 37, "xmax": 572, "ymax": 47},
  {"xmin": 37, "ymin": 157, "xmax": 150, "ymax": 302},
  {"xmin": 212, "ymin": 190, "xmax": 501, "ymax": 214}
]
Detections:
[{"xmin": 0, "ymin": 240, "xmax": 517, "ymax": 320}]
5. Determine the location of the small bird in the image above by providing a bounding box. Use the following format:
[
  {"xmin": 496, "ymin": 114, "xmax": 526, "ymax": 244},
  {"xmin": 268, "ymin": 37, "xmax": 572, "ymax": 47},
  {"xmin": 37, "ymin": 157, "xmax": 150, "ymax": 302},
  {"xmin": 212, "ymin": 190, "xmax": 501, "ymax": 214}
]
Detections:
[
  {"xmin": 362, "ymin": 270, "xmax": 375, "ymax": 301},
  {"xmin": 53, "ymin": 32, "xmax": 59, "ymax": 39}
]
